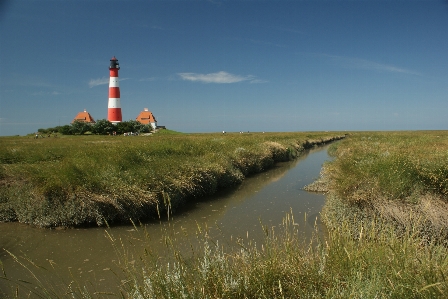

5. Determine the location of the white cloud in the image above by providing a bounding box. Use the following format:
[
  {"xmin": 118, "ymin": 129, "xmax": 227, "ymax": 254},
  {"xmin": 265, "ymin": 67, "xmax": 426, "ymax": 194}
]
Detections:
[
  {"xmin": 178, "ymin": 71, "xmax": 254, "ymax": 83},
  {"xmin": 31, "ymin": 91, "xmax": 61, "ymax": 96},
  {"xmin": 89, "ymin": 77, "xmax": 131, "ymax": 87},
  {"xmin": 321, "ymin": 54, "xmax": 421, "ymax": 75},
  {"xmin": 349, "ymin": 58, "xmax": 420, "ymax": 75},
  {"xmin": 89, "ymin": 77, "xmax": 109, "ymax": 88}
]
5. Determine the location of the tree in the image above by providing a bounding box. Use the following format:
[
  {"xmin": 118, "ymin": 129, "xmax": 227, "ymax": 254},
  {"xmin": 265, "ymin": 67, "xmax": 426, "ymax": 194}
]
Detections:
[
  {"xmin": 37, "ymin": 128, "xmax": 49, "ymax": 134},
  {"xmin": 71, "ymin": 120, "xmax": 92, "ymax": 135},
  {"xmin": 92, "ymin": 119, "xmax": 115, "ymax": 135},
  {"xmin": 58, "ymin": 125, "xmax": 73, "ymax": 135},
  {"xmin": 139, "ymin": 124, "xmax": 153, "ymax": 133},
  {"xmin": 115, "ymin": 120, "xmax": 148, "ymax": 134},
  {"xmin": 36, "ymin": 126, "xmax": 62, "ymax": 135}
]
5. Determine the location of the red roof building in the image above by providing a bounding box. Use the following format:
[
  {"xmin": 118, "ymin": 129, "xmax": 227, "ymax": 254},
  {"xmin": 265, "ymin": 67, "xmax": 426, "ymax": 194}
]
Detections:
[
  {"xmin": 72, "ymin": 109, "xmax": 96, "ymax": 123},
  {"xmin": 136, "ymin": 108, "xmax": 157, "ymax": 129}
]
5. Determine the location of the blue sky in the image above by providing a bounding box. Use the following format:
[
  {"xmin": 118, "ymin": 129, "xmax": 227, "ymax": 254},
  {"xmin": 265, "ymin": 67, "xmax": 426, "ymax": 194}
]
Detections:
[{"xmin": 1, "ymin": 0, "xmax": 447, "ymax": 136}]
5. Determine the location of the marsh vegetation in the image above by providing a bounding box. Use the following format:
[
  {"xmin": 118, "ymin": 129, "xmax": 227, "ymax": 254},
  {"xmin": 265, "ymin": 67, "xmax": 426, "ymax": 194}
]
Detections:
[
  {"xmin": 320, "ymin": 131, "xmax": 448, "ymax": 246},
  {"xmin": 3, "ymin": 211, "xmax": 447, "ymax": 298},
  {"xmin": 0, "ymin": 131, "xmax": 344, "ymax": 228},
  {"xmin": 1, "ymin": 131, "xmax": 447, "ymax": 298}
]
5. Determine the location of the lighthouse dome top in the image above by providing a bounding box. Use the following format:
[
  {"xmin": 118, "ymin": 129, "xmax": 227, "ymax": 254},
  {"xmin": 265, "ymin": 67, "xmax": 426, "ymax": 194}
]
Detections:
[{"xmin": 109, "ymin": 56, "xmax": 120, "ymax": 69}]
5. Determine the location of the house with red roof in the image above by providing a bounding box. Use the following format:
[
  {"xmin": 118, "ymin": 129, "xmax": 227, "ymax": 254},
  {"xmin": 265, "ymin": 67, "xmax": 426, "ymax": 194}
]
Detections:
[
  {"xmin": 72, "ymin": 109, "xmax": 96, "ymax": 124},
  {"xmin": 136, "ymin": 108, "xmax": 157, "ymax": 129}
]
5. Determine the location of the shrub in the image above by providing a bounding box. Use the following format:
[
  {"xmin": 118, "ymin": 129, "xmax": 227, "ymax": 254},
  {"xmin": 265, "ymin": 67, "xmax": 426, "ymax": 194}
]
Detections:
[{"xmin": 92, "ymin": 119, "xmax": 115, "ymax": 135}]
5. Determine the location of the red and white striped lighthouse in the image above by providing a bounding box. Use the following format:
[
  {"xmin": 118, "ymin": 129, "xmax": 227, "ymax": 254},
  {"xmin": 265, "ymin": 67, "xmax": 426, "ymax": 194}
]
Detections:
[{"xmin": 107, "ymin": 56, "xmax": 122, "ymax": 123}]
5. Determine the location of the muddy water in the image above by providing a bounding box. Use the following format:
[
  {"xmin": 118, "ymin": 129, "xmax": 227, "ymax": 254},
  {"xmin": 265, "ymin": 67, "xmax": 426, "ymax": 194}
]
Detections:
[{"xmin": 0, "ymin": 146, "xmax": 331, "ymax": 296}]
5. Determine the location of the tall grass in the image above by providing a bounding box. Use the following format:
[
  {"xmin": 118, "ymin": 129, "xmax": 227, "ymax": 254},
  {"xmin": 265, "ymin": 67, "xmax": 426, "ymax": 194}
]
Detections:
[
  {"xmin": 323, "ymin": 131, "xmax": 448, "ymax": 245},
  {"xmin": 0, "ymin": 132, "xmax": 345, "ymax": 227},
  {"xmin": 123, "ymin": 213, "xmax": 448, "ymax": 298},
  {"xmin": 326, "ymin": 131, "xmax": 448, "ymax": 203},
  {"xmin": 5, "ymin": 212, "xmax": 446, "ymax": 298}
]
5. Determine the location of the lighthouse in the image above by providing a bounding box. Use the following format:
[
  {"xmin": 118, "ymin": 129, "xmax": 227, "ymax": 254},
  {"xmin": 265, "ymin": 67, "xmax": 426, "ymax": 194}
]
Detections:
[{"xmin": 108, "ymin": 56, "xmax": 122, "ymax": 123}]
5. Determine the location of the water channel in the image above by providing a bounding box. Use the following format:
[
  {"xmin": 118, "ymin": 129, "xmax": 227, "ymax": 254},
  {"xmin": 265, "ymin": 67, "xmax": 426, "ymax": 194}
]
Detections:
[{"xmin": 0, "ymin": 145, "xmax": 331, "ymax": 297}]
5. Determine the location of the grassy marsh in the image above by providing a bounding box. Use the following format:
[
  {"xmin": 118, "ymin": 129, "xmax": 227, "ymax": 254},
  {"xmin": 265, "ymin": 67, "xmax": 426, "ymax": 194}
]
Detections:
[
  {"xmin": 2, "ymin": 131, "xmax": 448, "ymax": 298},
  {"xmin": 326, "ymin": 131, "xmax": 448, "ymax": 203},
  {"xmin": 0, "ymin": 131, "xmax": 344, "ymax": 228},
  {"xmin": 320, "ymin": 131, "xmax": 448, "ymax": 245},
  {"xmin": 123, "ymin": 131, "xmax": 448, "ymax": 298}
]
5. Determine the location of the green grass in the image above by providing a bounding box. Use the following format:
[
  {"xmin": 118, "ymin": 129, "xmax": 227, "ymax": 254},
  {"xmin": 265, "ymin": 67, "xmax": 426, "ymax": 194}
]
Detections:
[
  {"xmin": 326, "ymin": 131, "xmax": 448, "ymax": 203},
  {"xmin": 0, "ymin": 132, "xmax": 345, "ymax": 227}
]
